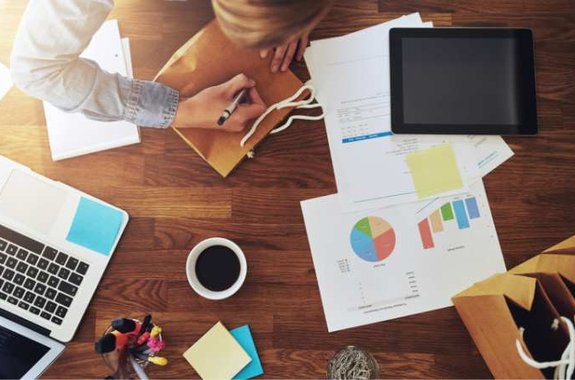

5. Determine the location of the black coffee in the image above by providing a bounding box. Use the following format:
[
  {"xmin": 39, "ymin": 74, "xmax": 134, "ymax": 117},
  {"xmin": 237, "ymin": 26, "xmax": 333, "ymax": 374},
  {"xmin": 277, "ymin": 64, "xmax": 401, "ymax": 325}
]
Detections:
[{"xmin": 195, "ymin": 245, "xmax": 241, "ymax": 292}]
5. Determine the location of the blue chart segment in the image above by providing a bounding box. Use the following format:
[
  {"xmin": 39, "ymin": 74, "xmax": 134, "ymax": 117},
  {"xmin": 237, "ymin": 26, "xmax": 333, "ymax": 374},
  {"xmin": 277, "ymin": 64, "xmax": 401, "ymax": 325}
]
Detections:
[
  {"xmin": 465, "ymin": 197, "xmax": 480, "ymax": 219},
  {"xmin": 350, "ymin": 217, "xmax": 396, "ymax": 262},
  {"xmin": 350, "ymin": 228, "xmax": 378, "ymax": 262},
  {"xmin": 452, "ymin": 200, "xmax": 470, "ymax": 229}
]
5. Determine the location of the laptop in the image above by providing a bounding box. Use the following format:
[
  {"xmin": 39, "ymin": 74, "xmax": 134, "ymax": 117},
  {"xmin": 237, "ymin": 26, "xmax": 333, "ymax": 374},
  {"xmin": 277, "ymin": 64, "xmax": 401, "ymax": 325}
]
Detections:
[{"xmin": 0, "ymin": 155, "xmax": 129, "ymax": 379}]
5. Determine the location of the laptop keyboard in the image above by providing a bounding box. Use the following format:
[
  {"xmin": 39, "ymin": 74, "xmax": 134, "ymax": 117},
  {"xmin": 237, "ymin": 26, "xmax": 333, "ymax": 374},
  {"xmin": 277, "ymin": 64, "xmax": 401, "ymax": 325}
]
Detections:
[{"xmin": 0, "ymin": 224, "xmax": 89, "ymax": 326}]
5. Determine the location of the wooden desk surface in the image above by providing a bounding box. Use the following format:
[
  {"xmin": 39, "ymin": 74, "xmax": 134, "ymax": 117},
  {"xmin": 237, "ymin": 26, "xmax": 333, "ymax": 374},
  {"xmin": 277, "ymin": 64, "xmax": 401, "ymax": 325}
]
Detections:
[{"xmin": 0, "ymin": 0, "xmax": 574, "ymax": 378}]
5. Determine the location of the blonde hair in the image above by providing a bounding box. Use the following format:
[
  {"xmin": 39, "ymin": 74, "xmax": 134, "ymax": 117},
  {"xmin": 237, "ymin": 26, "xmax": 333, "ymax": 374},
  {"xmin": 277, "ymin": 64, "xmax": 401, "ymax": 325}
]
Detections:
[{"xmin": 212, "ymin": 0, "xmax": 333, "ymax": 49}]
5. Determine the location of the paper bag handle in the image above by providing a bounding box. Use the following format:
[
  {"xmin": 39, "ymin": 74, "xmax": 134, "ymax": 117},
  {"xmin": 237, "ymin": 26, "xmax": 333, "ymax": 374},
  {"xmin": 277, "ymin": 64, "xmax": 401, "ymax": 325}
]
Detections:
[
  {"xmin": 516, "ymin": 316, "xmax": 575, "ymax": 380},
  {"xmin": 240, "ymin": 82, "xmax": 324, "ymax": 147}
]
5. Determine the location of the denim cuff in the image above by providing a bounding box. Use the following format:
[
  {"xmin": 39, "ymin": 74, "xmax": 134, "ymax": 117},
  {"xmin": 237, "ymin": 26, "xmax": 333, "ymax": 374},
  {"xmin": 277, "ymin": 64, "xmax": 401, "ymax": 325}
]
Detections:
[{"xmin": 123, "ymin": 78, "xmax": 179, "ymax": 128}]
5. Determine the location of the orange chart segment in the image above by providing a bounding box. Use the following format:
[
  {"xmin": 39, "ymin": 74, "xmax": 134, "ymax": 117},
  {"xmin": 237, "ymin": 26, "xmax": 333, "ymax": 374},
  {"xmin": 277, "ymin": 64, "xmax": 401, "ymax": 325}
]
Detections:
[
  {"xmin": 373, "ymin": 229, "xmax": 396, "ymax": 260},
  {"xmin": 368, "ymin": 217, "xmax": 393, "ymax": 237}
]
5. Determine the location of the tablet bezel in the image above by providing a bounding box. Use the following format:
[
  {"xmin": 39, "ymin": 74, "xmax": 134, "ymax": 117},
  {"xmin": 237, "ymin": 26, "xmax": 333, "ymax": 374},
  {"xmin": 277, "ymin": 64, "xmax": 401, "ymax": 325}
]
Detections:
[{"xmin": 389, "ymin": 28, "xmax": 538, "ymax": 135}]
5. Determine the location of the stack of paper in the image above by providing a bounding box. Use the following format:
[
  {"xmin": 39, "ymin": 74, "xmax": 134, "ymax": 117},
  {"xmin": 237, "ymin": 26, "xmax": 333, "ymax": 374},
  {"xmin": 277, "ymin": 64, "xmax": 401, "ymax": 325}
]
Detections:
[
  {"xmin": 305, "ymin": 13, "xmax": 513, "ymax": 211},
  {"xmin": 43, "ymin": 20, "xmax": 140, "ymax": 161},
  {"xmin": 301, "ymin": 13, "xmax": 513, "ymax": 332},
  {"xmin": 183, "ymin": 322, "xmax": 264, "ymax": 380}
]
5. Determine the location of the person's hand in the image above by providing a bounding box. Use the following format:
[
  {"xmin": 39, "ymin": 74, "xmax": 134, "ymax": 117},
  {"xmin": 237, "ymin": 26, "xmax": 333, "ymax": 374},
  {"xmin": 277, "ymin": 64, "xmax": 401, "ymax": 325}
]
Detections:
[
  {"xmin": 171, "ymin": 73, "xmax": 266, "ymax": 132},
  {"xmin": 260, "ymin": 33, "xmax": 310, "ymax": 73}
]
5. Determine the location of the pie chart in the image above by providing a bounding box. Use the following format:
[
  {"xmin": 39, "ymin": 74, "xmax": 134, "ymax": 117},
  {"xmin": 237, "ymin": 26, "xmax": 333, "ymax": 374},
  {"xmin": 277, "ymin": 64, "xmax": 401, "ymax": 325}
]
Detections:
[{"xmin": 350, "ymin": 217, "xmax": 396, "ymax": 262}]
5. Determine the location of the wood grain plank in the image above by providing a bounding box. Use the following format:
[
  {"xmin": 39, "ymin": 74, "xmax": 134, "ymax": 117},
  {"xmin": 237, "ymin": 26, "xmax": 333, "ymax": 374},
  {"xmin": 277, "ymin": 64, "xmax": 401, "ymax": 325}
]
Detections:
[
  {"xmin": 1, "ymin": 0, "xmax": 574, "ymax": 378},
  {"xmin": 100, "ymin": 186, "xmax": 232, "ymax": 219},
  {"xmin": 153, "ymin": 218, "xmax": 309, "ymax": 251},
  {"xmin": 379, "ymin": 0, "xmax": 575, "ymax": 14}
]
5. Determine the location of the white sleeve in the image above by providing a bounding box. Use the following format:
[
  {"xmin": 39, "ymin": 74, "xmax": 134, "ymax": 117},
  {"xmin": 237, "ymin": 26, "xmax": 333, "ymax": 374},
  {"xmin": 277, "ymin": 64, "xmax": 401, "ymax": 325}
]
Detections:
[{"xmin": 10, "ymin": 0, "xmax": 179, "ymax": 127}]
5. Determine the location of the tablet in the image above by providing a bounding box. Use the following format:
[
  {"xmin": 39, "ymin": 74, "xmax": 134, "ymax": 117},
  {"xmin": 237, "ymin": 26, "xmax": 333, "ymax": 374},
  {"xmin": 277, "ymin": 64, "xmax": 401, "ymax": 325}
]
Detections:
[{"xmin": 390, "ymin": 28, "xmax": 538, "ymax": 135}]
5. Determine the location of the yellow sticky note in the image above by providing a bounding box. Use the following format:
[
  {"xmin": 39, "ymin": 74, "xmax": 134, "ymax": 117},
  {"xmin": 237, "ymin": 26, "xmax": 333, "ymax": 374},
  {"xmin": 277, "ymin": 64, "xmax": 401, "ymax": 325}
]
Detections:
[
  {"xmin": 183, "ymin": 321, "xmax": 251, "ymax": 380},
  {"xmin": 406, "ymin": 144, "xmax": 463, "ymax": 199}
]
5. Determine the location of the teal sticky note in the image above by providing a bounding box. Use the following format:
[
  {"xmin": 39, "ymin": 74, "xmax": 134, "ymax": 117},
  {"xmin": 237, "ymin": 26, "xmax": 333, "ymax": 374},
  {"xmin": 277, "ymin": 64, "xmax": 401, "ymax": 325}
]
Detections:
[
  {"xmin": 66, "ymin": 197, "xmax": 124, "ymax": 256},
  {"xmin": 231, "ymin": 325, "xmax": 264, "ymax": 380}
]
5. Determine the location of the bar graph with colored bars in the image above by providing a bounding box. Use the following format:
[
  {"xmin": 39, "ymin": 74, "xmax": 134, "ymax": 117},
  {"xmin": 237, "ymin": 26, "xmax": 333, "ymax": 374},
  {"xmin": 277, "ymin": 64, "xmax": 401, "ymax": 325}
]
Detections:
[{"xmin": 417, "ymin": 197, "xmax": 481, "ymax": 249}]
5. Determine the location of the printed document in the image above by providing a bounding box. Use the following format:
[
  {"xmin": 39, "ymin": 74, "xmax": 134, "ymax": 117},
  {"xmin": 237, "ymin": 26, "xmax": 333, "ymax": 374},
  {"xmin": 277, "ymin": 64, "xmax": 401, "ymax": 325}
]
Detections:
[
  {"xmin": 301, "ymin": 180, "xmax": 506, "ymax": 332},
  {"xmin": 305, "ymin": 14, "xmax": 513, "ymax": 211}
]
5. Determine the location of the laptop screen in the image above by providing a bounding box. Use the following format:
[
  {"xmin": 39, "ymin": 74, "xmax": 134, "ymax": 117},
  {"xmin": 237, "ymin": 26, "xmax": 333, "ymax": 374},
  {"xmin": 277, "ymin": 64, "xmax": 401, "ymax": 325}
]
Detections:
[{"xmin": 0, "ymin": 323, "xmax": 50, "ymax": 378}]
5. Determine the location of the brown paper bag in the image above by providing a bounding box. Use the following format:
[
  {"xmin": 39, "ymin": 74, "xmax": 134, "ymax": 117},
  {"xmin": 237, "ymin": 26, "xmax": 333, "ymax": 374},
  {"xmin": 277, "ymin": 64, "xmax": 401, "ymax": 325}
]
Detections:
[
  {"xmin": 520, "ymin": 272, "xmax": 575, "ymax": 318},
  {"xmin": 155, "ymin": 20, "xmax": 304, "ymax": 177},
  {"xmin": 452, "ymin": 235, "xmax": 575, "ymax": 379}
]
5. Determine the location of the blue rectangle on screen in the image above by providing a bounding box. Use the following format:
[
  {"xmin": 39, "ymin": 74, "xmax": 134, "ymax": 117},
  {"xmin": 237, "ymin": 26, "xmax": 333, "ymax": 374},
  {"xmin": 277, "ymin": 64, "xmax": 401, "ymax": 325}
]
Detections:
[
  {"xmin": 342, "ymin": 131, "xmax": 393, "ymax": 144},
  {"xmin": 465, "ymin": 197, "xmax": 480, "ymax": 219},
  {"xmin": 453, "ymin": 200, "xmax": 470, "ymax": 229}
]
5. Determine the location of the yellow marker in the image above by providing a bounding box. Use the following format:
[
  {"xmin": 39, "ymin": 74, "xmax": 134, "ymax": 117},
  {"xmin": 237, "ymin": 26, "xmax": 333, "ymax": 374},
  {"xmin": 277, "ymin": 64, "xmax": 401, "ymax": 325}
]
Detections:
[
  {"xmin": 148, "ymin": 356, "xmax": 168, "ymax": 366},
  {"xmin": 150, "ymin": 325, "xmax": 162, "ymax": 338}
]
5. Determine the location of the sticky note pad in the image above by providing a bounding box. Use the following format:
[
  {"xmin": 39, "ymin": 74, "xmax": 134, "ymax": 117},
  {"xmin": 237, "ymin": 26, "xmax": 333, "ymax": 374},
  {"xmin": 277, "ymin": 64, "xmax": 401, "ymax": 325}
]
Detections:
[
  {"xmin": 231, "ymin": 325, "xmax": 264, "ymax": 380},
  {"xmin": 183, "ymin": 321, "xmax": 251, "ymax": 380},
  {"xmin": 406, "ymin": 144, "xmax": 463, "ymax": 199},
  {"xmin": 66, "ymin": 197, "xmax": 124, "ymax": 256}
]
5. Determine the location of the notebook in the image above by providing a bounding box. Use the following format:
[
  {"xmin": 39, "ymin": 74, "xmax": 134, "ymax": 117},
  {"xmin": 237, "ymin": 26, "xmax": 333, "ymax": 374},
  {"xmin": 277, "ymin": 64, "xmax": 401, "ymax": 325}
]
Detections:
[
  {"xmin": 183, "ymin": 321, "xmax": 251, "ymax": 380},
  {"xmin": 43, "ymin": 20, "xmax": 140, "ymax": 161},
  {"xmin": 155, "ymin": 21, "xmax": 304, "ymax": 177}
]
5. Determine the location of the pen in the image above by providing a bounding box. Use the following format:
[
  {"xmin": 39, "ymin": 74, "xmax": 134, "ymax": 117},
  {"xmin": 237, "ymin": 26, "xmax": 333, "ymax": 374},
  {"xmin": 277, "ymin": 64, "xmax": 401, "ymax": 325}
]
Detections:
[
  {"xmin": 137, "ymin": 331, "xmax": 151, "ymax": 345},
  {"xmin": 217, "ymin": 88, "xmax": 248, "ymax": 126},
  {"xmin": 136, "ymin": 315, "xmax": 152, "ymax": 340}
]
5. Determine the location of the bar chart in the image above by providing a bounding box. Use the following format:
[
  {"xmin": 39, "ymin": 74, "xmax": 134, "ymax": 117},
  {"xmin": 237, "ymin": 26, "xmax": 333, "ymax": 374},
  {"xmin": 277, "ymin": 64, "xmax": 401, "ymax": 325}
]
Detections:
[{"xmin": 417, "ymin": 197, "xmax": 481, "ymax": 249}]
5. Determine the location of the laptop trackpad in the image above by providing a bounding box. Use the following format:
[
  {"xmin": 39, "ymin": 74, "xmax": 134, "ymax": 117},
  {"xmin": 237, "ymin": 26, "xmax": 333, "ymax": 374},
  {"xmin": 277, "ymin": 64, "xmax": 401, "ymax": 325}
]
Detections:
[{"xmin": 0, "ymin": 170, "xmax": 68, "ymax": 235}]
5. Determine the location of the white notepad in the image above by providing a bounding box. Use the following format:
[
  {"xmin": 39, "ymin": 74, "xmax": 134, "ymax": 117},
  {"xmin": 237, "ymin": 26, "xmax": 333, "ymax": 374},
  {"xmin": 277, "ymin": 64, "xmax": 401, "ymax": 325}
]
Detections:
[
  {"xmin": 0, "ymin": 62, "xmax": 12, "ymax": 103},
  {"xmin": 43, "ymin": 20, "xmax": 140, "ymax": 161}
]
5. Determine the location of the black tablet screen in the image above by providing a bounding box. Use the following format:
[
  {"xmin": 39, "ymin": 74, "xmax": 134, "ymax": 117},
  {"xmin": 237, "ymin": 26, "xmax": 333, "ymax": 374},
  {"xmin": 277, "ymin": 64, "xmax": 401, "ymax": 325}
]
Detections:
[
  {"xmin": 390, "ymin": 28, "xmax": 537, "ymax": 135},
  {"xmin": 402, "ymin": 37, "xmax": 520, "ymax": 125}
]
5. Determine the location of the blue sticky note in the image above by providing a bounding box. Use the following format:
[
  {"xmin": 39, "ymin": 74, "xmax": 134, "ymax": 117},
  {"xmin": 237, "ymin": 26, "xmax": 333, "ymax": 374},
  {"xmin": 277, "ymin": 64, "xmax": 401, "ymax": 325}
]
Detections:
[
  {"xmin": 66, "ymin": 197, "xmax": 124, "ymax": 256},
  {"xmin": 230, "ymin": 325, "xmax": 264, "ymax": 380}
]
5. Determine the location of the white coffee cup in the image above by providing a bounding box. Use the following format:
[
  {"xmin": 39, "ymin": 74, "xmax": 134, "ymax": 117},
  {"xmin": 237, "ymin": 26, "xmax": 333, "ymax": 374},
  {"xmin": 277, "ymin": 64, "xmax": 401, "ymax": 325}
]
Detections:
[{"xmin": 186, "ymin": 237, "xmax": 247, "ymax": 300}]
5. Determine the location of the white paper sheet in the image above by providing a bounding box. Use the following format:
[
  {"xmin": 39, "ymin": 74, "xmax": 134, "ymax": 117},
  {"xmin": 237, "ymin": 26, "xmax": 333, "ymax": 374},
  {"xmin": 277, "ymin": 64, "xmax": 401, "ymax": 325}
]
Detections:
[
  {"xmin": 44, "ymin": 20, "xmax": 140, "ymax": 161},
  {"xmin": 122, "ymin": 38, "xmax": 133, "ymax": 78},
  {"xmin": 305, "ymin": 14, "xmax": 514, "ymax": 211},
  {"xmin": 0, "ymin": 62, "xmax": 12, "ymax": 103},
  {"xmin": 301, "ymin": 180, "xmax": 506, "ymax": 332}
]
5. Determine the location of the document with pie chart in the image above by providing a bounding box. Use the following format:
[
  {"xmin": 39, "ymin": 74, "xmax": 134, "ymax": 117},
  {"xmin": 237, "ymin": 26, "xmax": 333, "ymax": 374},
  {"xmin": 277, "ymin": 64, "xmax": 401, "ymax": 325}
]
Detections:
[{"xmin": 301, "ymin": 180, "xmax": 506, "ymax": 332}]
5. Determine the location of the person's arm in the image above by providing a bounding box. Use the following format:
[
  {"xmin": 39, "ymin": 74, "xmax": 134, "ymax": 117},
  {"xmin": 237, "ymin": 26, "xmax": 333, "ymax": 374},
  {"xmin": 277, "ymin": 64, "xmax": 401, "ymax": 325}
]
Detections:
[{"xmin": 10, "ymin": 0, "xmax": 178, "ymax": 128}]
